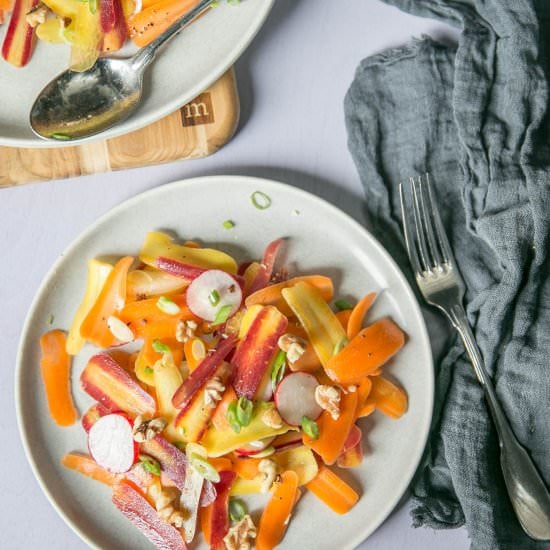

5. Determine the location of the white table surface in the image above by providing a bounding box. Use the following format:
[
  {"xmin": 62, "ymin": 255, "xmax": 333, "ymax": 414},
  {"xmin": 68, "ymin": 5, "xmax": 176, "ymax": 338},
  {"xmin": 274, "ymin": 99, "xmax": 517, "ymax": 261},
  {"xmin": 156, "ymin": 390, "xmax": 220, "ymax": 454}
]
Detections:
[{"xmin": 0, "ymin": 1, "xmax": 469, "ymax": 548}]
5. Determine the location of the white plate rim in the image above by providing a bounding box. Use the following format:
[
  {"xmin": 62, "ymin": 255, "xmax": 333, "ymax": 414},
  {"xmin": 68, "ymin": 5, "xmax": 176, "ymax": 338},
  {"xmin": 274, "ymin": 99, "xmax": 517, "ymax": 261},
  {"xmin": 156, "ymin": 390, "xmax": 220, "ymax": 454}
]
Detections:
[
  {"xmin": 15, "ymin": 175, "xmax": 434, "ymax": 549},
  {"xmin": 0, "ymin": 0, "xmax": 274, "ymax": 149}
]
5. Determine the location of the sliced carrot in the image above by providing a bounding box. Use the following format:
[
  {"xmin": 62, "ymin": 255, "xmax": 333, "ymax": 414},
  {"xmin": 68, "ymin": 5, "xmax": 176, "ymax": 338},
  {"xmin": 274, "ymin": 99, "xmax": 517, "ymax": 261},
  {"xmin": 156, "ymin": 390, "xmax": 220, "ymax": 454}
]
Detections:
[
  {"xmin": 210, "ymin": 457, "xmax": 233, "ymax": 472},
  {"xmin": 128, "ymin": 0, "xmax": 202, "ymax": 47},
  {"xmin": 80, "ymin": 256, "xmax": 134, "ymax": 348},
  {"xmin": 118, "ymin": 293, "xmax": 196, "ymax": 339},
  {"xmin": 256, "ymin": 470, "xmax": 299, "ymax": 550},
  {"xmin": 335, "ymin": 309, "xmax": 352, "ymax": 332},
  {"xmin": 135, "ymin": 337, "xmax": 183, "ymax": 386},
  {"xmin": 200, "ymin": 502, "xmax": 212, "ymax": 545},
  {"xmin": 231, "ymin": 456, "xmax": 260, "ymax": 480},
  {"xmin": 211, "ymin": 385, "xmax": 237, "ymax": 432},
  {"xmin": 346, "ymin": 292, "xmax": 377, "ymax": 340},
  {"xmin": 303, "ymin": 391, "xmax": 358, "ymax": 465},
  {"xmin": 184, "ymin": 336, "xmax": 207, "ymax": 372},
  {"xmin": 62, "ymin": 452, "xmax": 121, "ymax": 486},
  {"xmin": 245, "ymin": 275, "xmax": 334, "ymax": 317},
  {"xmin": 39, "ymin": 330, "xmax": 78, "ymax": 426},
  {"xmin": 367, "ymin": 376, "xmax": 408, "ymax": 419},
  {"xmin": 306, "ymin": 464, "xmax": 359, "ymax": 514},
  {"xmin": 326, "ymin": 319, "xmax": 405, "ymax": 385},
  {"xmin": 355, "ymin": 377, "xmax": 372, "ymax": 414}
]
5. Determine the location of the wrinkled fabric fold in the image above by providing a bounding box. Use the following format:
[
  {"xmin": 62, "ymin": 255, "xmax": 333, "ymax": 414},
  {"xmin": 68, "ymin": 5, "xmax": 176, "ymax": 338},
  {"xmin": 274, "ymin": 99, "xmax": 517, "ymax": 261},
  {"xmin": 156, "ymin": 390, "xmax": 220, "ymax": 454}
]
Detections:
[{"xmin": 344, "ymin": 1, "xmax": 550, "ymax": 549}]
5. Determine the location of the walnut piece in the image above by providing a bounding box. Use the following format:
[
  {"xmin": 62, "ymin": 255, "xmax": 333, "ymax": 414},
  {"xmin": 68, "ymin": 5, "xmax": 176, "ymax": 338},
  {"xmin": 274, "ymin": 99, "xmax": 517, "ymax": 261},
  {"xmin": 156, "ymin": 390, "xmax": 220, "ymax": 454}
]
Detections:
[
  {"xmin": 258, "ymin": 458, "xmax": 277, "ymax": 493},
  {"xmin": 315, "ymin": 385, "xmax": 341, "ymax": 420},
  {"xmin": 204, "ymin": 376, "xmax": 225, "ymax": 407},
  {"xmin": 147, "ymin": 484, "xmax": 180, "ymax": 511},
  {"xmin": 277, "ymin": 333, "xmax": 307, "ymax": 364},
  {"xmin": 223, "ymin": 514, "xmax": 256, "ymax": 550},
  {"xmin": 176, "ymin": 319, "xmax": 198, "ymax": 343},
  {"xmin": 133, "ymin": 415, "xmax": 167, "ymax": 442},
  {"xmin": 262, "ymin": 408, "xmax": 283, "ymax": 429},
  {"xmin": 26, "ymin": 3, "xmax": 48, "ymax": 27}
]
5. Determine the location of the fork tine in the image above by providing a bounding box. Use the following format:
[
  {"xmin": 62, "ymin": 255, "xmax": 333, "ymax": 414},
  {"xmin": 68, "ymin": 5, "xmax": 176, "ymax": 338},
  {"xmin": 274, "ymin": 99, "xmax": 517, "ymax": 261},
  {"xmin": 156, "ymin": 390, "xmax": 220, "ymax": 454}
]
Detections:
[
  {"xmin": 410, "ymin": 176, "xmax": 432, "ymax": 272},
  {"xmin": 417, "ymin": 175, "xmax": 444, "ymax": 268},
  {"xmin": 399, "ymin": 182, "xmax": 423, "ymax": 276},
  {"xmin": 424, "ymin": 174, "xmax": 454, "ymax": 266}
]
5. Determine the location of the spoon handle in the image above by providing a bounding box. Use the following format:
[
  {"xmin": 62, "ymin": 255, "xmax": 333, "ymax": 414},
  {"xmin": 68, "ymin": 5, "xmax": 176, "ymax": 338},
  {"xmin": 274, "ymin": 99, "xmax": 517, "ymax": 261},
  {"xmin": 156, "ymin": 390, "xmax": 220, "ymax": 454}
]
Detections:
[{"xmin": 132, "ymin": 0, "xmax": 216, "ymax": 70}]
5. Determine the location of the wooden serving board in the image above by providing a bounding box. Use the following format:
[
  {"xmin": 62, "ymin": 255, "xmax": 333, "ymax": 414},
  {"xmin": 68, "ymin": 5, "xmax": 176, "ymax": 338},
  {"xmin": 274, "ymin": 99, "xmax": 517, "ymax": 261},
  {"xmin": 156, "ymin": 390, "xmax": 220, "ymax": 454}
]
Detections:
[{"xmin": 0, "ymin": 68, "xmax": 239, "ymax": 188}]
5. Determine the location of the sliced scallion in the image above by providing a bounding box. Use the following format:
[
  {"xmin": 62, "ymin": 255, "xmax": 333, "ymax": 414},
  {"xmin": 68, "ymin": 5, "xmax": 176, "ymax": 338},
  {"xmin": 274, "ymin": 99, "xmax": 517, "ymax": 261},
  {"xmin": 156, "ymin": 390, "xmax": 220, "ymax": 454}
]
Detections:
[
  {"xmin": 229, "ymin": 498, "xmax": 247, "ymax": 522},
  {"xmin": 208, "ymin": 289, "xmax": 221, "ymax": 306},
  {"xmin": 226, "ymin": 401, "xmax": 241, "ymax": 433},
  {"xmin": 189, "ymin": 454, "xmax": 220, "ymax": 483},
  {"xmin": 236, "ymin": 397, "xmax": 253, "ymax": 427},
  {"xmin": 334, "ymin": 299, "xmax": 354, "ymax": 311},
  {"xmin": 156, "ymin": 296, "xmax": 180, "ymax": 315},
  {"xmin": 212, "ymin": 304, "xmax": 232, "ymax": 326},
  {"xmin": 301, "ymin": 416, "xmax": 319, "ymax": 440},
  {"xmin": 222, "ymin": 220, "xmax": 235, "ymax": 229},
  {"xmin": 139, "ymin": 454, "xmax": 161, "ymax": 475},
  {"xmin": 251, "ymin": 191, "xmax": 272, "ymax": 210},
  {"xmin": 271, "ymin": 350, "xmax": 287, "ymax": 391},
  {"xmin": 152, "ymin": 339, "xmax": 171, "ymax": 354},
  {"xmin": 144, "ymin": 366, "xmax": 154, "ymax": 375}
]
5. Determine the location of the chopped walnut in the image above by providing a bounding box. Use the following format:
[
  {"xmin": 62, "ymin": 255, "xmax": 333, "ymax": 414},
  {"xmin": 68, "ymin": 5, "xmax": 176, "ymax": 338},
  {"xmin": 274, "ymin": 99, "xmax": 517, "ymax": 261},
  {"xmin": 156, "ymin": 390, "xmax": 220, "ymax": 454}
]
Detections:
[
  {"xmin": 223, "ymin": 514, "xmax": 257, "ymax": 550},
  {"xmin": 133, "ymin": 415, "xmax": 167, "ymax": 442},
  {"xmin": 147, "ymin": 484, "xmax": 180, "ymax": 511},
  {"xmin": 262, "ymin": 408, "xmax": 283, "ymax": 429},
  {"xmin": 277, "ymin": 333, "xmax": 307, "ymax": 364},
  {"xmin": 176, "ymin": 319, "xmax": 198, "ymax": 343},
  {"xmin": 157, "ymin": 504, "xmax": 175, "ymax": 520},
  {"xmin": 258, "ymin": 458, "xmax": 277, "ymax": 493},
  {"xmin": 315, "ymin": 385, "xmax": 341, "ymax": 421},
  {"xmin": 204, "ymin": 376, "xmax": 225, "ymax": 407},
  {"xmin": 26, "ymin": 3, "xmax": 48, "ymax": 27},
  {"xmin": 168, "ymin": 510, "xmax": 185, "ymax": 529}
]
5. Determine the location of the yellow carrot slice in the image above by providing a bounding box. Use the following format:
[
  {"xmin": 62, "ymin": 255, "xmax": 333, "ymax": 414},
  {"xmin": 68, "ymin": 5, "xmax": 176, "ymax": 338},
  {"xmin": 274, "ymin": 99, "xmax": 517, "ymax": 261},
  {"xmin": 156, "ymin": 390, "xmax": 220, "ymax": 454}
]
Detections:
[
  {"xmin": 62, "ymin": 452, "xmax": 121, "ymax": 486},
  {"xmin": 306, "ymin": 465, "xmax": 359, "ymax": 514},
  {"xmin": 80, "ymin": 256, "xmax": 134, "ymax": 348},
  {"xmin": 66, "ymin": 259, "xmax": 113, "ymax": 355},
  {"xmin": 256, "ymin": 471, "xmax": 299, "ymax": 550},
  {"xmin": 282, "ymin": 282, "xmax": 347, "ymax": 369},
  {"xmin": 346, "ymin": 292, "xmax": 377, "ymax": 340},
  {"xmin": 325, "ymin": 319, "xmax": 405, "ymax": 385},
  {"xmin": 245, "ymin": 275, "xmax": 334, "ymax": 316},
  {"xmin": 40, "ymin": 330, "xmax": 78, "ymax": 426}
]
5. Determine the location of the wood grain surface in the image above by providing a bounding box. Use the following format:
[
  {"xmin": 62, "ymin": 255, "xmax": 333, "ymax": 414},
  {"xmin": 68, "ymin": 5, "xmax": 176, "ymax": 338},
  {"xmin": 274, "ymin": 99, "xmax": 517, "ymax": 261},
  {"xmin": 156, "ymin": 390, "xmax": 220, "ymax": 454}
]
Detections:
[{"xmin": 0, "ymin": 68, "xmax": 239, "ymax": 187}]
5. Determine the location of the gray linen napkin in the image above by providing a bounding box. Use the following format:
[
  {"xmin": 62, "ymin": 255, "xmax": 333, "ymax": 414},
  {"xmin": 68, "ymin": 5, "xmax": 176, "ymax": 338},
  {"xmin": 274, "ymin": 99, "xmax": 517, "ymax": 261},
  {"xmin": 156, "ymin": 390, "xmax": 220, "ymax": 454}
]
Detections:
[{"xmin": 344, "ymin": 1, "xmax": 550, "ymax": 549}]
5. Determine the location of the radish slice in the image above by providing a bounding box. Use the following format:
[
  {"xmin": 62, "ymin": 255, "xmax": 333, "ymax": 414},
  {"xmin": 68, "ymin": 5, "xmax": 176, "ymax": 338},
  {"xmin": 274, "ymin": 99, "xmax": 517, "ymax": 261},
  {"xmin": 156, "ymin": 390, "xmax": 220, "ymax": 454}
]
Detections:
[
  {"xmin": 186, "ymin": 270, "xmax": 242, "ymax": 322},
  {"xmin": 88, "ymin": 413, "xmax": 137, "ymax": 473},
  {"xmin": 235, "ymin": 436, "xmax": 275, "ymax": 456},
  {"xmin": 274, "ymin": 372, "xmax": 322, "ymax": 426}
]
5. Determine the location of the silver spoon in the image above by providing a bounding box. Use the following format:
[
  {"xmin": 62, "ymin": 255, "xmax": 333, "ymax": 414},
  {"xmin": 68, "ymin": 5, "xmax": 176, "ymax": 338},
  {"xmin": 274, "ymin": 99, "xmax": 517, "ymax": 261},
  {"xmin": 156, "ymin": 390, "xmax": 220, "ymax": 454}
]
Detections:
[{"xmin": 30, "ymin": 0, "xmax": 215, "ymax": 141}]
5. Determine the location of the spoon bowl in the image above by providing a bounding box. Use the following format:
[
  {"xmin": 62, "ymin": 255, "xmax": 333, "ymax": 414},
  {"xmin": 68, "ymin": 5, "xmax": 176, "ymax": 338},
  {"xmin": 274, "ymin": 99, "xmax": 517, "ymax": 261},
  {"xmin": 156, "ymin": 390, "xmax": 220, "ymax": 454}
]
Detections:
[{"xmin": 30, "ymin": 58, "xmax": 143, "ymax": 140}]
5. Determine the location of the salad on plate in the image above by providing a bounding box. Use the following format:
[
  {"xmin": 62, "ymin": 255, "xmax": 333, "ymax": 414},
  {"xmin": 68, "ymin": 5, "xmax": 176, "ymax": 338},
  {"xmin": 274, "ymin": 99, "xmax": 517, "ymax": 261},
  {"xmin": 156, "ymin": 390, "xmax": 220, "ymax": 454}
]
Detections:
[{"xmin": 39, "ymin": 229, "xmax": 408, "ymax": 549}]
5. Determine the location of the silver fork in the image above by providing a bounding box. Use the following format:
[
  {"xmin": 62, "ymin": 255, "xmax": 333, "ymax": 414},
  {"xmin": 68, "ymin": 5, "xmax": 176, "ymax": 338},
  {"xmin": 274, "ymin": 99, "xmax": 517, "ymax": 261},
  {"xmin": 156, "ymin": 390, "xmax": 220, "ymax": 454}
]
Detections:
[{"xmin": 400, "ymin": 174, "xmax": 550, "ymax": 540}]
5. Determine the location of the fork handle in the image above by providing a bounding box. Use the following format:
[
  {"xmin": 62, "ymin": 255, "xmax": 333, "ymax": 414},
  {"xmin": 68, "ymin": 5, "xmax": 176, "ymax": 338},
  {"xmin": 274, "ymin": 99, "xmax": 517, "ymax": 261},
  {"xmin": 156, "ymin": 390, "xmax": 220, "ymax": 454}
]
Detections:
[{"xmin": 449, "ymin": 304, "xmax": 550, "ymax": 540}]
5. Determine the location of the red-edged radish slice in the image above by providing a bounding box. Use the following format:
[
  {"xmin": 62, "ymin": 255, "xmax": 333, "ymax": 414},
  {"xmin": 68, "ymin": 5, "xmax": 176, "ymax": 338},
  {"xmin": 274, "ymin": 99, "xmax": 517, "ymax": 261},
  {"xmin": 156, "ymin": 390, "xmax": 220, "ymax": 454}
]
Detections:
[
  {"xmin": 186, "ymin": 270, "xmax": 242, "ymax": 322},
  {"xmin": 235, "ymin": 436, "xmax": 275, "ymax": 456},
  {"xmin": 274, "ymin": 372, "xmax": 322, "ymax": 426},
  {"xmin": 88, "ymin": 413, "xmax": 137, "ymax": 473}
]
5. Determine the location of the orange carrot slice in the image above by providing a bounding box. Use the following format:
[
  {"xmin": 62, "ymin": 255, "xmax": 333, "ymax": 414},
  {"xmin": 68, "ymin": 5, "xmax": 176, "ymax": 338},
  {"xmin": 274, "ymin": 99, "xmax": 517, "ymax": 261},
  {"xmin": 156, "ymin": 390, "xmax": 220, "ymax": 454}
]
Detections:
[
  {"xmin": 62, "ymin": 452, "xmax": 121, "ymax": 486},
  {"xmin": 128, "ymin": 0, "xmax": 201, "ymax": 47},
  {"xmin": 306, "ymin": 464, "xmax": 359, "ymax": 514},
  {"xmin": 367, "ymin": 376, "xmax": 408, "ymax": 419},
  {"xmin": 326, "ymin": 319, "xmax": 405, "ymax": 385},
  {"xmin": 80, "ymin": 256, "xmax": 134, "ymax": 348},
  {"xmin": 303, "ymin": 391, "xmax": 358, "ymax": 465},
  {"xmin": 211, "ymin": 385, "xmax": 237, "ymax": 432},
  {"xmin": 245, "ymin": 275, "xmax": 334, "ymax": 317},
  {"xmin": 200, "ymin": 503, "xmax": 212, "ymax": 545},
  {"xmin": 39, "ymin": 330, "xmax": 78, "ymax": 426},
  {"xmin": 184, "ymin": 336, "xmax": 207, "ymax": 372},
  {"xmin": 209, "ymin": 457, "xmax": 233, "ymax": 472},
  {"xmin": 256, "ymin": 470, "xmax": 299, "ymax": 550},
  {"xmin": 231, "ymin": 456, "xmax": 260, "ymax": 480},
  {"xmin": 346, "ymin": 292, "xmax": 377, "ymax": 340},
  {"xmin": 286, "ymin": 320, "xmax": 320, "ymax": 373},
  {"xmin": 336, "ymin": 309, "xmax": 352, "ymax": 332}
]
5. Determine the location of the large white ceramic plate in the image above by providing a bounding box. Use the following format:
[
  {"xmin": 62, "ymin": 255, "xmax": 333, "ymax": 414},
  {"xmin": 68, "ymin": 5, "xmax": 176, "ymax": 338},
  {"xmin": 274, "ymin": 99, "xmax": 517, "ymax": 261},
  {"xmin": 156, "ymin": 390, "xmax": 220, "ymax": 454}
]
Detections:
[
  {"xmin": 17, "ymin": 176, "xmax": 433, "ymax": 549},
  {"xmin": 0, "ymin": 0, "xmax": 272, "ymax": 148}
]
